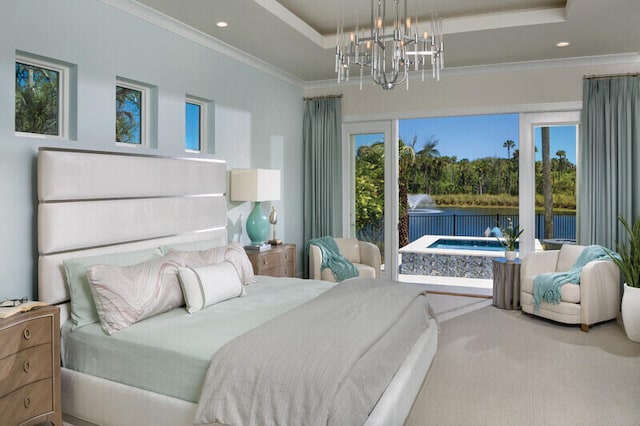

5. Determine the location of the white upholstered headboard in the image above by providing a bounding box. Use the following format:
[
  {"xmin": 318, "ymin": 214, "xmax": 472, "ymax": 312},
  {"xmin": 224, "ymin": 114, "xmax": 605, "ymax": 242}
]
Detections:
[{"xmin": 37, "ymin": 148, "xmax": 228, "ymax": 324}]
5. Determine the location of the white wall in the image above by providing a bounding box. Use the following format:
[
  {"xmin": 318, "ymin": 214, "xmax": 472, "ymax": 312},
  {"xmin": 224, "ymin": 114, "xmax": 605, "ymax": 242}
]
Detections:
[
  {"xmin": 305, "ymin": 59, "xmax": 640, "ymax": 119},
  {"xmin": 0, "ymin": 0, "xmax": 304, "ymax": 299}
]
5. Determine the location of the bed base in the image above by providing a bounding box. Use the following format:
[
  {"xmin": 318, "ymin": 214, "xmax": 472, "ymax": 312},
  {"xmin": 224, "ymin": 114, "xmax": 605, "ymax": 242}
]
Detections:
[{"xmin": 61, "ymin": 319, "xmax": 437, "ymax": 426}]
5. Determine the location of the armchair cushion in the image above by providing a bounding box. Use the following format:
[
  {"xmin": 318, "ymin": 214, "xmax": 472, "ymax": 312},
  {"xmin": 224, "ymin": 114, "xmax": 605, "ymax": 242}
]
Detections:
[
  {"xmin": 336, "ymin": 238, "xmax": 361, "ymax": 264},
  {"xmin": 309, "ymin": 237, "xmax": 381, "ymax": 282},
  {"xmin": 556, "ymin": 244, "xmax": 585, "ymax": 271},
  {"xmin": 521, "ymin": 278, "xmax": 580, "ymax": 304}
]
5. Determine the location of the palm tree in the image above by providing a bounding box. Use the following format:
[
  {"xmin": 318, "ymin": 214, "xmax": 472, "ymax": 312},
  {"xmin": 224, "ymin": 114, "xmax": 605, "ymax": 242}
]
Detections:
[
  {"xmin": 398, "ymin": 140, "xmax": 416, "ymax": 248},
  {"xmin": 408, "ymin": 134, "xmax": 420, "ymax": 193},
  {"xmin": 542, "ymin": 127, "xmax": 553, "ymax": 239},
  {"xmin": 474, "ymin": 159, "xmax": 490, "ymax": 195},
  {"xmin": 416, "ymin": 137, "xmax": 440, "ymax": 194},
  {"xmin": 15, "ymin": 62, "xmax": 59, "ymax": 135},
  {"xmin": 115, "ymin": 86, "xmax": 142, "ymax": 143},
  {"xmin": 503, "ymin": 139, "xmax": 516, "ymax": 195},
  {"xmin": 556, "ymin": 150, "xmax": 567, "ymax": 174},
  {"xmin": 503, "ymin": 139, "xmax": 515, "ymax": 159}
]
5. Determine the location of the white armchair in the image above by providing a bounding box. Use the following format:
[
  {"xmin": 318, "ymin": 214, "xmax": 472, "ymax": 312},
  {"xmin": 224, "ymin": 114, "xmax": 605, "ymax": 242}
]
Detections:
[
  {"xmin": 520, "ymin": 244, "xmax": 620, "ymax": 331},
  {"xmin": 308, "ymin": 237, "xmax": 381, "ymax": 281}
]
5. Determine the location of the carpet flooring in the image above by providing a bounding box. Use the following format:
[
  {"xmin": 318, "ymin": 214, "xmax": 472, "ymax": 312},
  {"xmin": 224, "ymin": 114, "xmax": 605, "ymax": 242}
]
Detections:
[{"xmin": 405, "ymin": 302, "xmax": 640, "ymax": 425}]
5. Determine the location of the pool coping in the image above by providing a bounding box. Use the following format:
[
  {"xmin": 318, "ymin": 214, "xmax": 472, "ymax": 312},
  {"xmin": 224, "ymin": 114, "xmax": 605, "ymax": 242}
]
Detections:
[{"xmin": 400, "ymin": 235, "xmax": 543, "ymax": 257}]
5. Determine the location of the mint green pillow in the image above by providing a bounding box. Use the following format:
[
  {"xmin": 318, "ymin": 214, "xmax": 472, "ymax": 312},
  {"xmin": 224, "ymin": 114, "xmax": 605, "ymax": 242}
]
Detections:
[
  {"xmin": 159, "ymin": 237, "xmax": 227, "ymax": 255},
  {"xmin": 63, "ymin": 248, "xmax": 163, "ymax": 329}
]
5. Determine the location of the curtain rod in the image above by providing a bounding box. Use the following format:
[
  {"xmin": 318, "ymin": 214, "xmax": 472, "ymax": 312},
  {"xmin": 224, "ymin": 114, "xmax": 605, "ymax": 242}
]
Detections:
[
  {"xmin": 303, "ymin": 94, "xmax": 343, "ymax": 100},
  {"xmin": 584, "ymin": 72, "xmax": 640, "ymax": 80}
]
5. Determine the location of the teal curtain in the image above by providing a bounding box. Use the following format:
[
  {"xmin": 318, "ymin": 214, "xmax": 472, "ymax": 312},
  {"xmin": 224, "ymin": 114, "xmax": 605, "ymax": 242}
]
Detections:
[
  {"xmin": 303, "ymin": 97, "xmax": 343, "ymax": 273},
  {"xmin": 579, "ymin": 76, "xmax": 640, "ymax": 248}
]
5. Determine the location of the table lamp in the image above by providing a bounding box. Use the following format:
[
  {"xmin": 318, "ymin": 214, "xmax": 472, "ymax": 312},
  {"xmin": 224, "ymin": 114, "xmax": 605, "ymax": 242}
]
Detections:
[{"xmin": 231, "ymin": 168, "xmax": 281, "ymax": 247}]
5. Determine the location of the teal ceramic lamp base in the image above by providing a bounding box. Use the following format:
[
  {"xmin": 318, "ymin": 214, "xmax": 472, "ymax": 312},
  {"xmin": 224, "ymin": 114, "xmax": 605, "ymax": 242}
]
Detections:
[{"xmin": 246, "ymin": 202, "xmax": 269, "ymax": 246}]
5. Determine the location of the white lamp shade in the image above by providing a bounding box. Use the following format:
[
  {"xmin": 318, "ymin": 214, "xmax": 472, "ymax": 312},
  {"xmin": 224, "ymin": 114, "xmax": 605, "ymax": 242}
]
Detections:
[{"xmin": 231, "ymin": 169, "xmax": 281, "ymax": 202}]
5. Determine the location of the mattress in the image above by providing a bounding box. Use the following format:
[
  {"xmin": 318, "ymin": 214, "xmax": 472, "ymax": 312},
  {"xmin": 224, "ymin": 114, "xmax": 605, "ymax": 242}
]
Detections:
[{"xmin": 61, "ymin": 276, "xmax": 334, "ymax": 402}]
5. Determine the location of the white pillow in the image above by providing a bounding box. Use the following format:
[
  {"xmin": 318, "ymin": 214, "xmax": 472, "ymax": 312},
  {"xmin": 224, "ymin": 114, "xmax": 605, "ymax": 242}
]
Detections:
[
  {"xmin": 168, "ymin": 242, "xmax": 256, "ymax": 285},
  {"xmin": 178, "ymin": 261, "xmax": 246, "ymax": 313}
]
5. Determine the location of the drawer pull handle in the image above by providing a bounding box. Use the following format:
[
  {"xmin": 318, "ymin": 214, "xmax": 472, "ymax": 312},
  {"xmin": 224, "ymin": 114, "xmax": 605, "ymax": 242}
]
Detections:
[
  {"xmin": 23, "ymin": 360, "xmax": 31, "ymax": 372},
  {"xmin": 23, "ymin": 328, "xmax": 31, "ymax": 340},
  {"xmin": 24, "ymin": 396, "xmax": 31, "ymax": 408}
]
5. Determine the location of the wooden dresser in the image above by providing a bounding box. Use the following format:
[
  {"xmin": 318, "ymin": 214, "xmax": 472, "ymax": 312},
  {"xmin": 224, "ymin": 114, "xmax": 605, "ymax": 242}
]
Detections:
[
  {"xmin": 0, "ymin": 305, "xmax": 61, "ymax": 425},
  {"xmin": 245, "ymin": 243, "xmax": 296, "ymax": 277}
]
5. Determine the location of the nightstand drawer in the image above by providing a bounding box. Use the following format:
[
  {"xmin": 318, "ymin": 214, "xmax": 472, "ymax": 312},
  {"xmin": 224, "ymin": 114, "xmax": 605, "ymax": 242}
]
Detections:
[
  {"xmin": 0, "ymin": 316, "xmax": 52, "ymax": 359},
  {"xmin": 283, "ymin": 246, "xmax": 295, "ymax": 261},
  {"xmin": 0, "ymin": 343, "xmax": 52, "ymax": 398},
  {"xmin": 0, "ymin": 378, "xmax": 53, "ymax": 425},
  {"xmin": 281, "ymin": 262, "xmax": 295, "ymax": 277},
  {"xmin": 245, "ymin": 244, "xmax": 297, "ymax": 278},
  {"xmin": 258, "ymin": 251, "xmax": 283, "ymax": 269}
]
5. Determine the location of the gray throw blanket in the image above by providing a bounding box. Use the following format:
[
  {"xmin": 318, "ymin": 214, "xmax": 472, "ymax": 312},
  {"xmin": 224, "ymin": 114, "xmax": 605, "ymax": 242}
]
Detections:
[
  {"xmin": 306, "ymin": 236, "xmax": 359, "ymax": 281},
  {"xmin": 194, "ymin": 278, "xmax": 434, "ymax": 426},
  {"xmin": 533, "ymin": 245, "xmax": 614, "ymax": 311}
]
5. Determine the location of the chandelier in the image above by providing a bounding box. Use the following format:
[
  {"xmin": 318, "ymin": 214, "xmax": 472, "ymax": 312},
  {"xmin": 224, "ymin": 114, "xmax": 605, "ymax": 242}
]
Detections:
[{"xmin": 335, "ymin": 0, "xmax": 444, "ymax": 90}]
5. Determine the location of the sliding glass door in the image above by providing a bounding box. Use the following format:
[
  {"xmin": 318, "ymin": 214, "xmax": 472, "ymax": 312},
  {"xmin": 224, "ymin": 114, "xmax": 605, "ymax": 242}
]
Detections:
[
  {"xmin": 343, "ymin": 121, "xmax": 397, "ymax": 280},
  {"xmin": 519, "ymin": 111, "xmax": 580, "ymax": 256}
]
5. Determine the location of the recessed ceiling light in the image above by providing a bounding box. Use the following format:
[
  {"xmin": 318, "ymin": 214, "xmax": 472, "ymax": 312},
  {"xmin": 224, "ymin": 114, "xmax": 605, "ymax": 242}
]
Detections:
[
  {"xmin": 216, "ymin": 21, "xmax": 228, "ymax": 28},
  {"xmin": 556, "ymin": 41, "xmax": 570, "ymax": 48}
]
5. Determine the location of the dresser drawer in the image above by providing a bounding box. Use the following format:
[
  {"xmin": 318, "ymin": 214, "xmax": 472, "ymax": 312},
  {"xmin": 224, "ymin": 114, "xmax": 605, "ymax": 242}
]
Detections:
[
  {"xmin": 0, "ymin": 378, "xmax": 53, "ymax": 425},
  {"xmin": 0, "ymin": 343, "xmax": 52, "ymax": 398},
  {"xmin": 0, "ymin": 316, "xmax": 52, "ymax": 360}
]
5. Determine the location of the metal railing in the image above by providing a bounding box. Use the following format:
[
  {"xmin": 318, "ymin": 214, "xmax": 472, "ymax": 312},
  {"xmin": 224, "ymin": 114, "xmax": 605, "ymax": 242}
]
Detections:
[{"xmin": 407, "ymin": 212, "xmax": 576, "ymax": 242}]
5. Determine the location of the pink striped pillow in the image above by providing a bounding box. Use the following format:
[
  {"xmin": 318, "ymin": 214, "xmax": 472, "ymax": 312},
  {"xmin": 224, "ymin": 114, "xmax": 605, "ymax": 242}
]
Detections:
[{"xmin": 86, "ymin": 256, "xmax": 185, "ymax": 335}]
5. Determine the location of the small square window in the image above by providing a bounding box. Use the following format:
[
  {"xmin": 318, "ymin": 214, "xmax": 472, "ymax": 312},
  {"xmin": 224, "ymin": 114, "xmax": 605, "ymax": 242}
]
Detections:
[
  {"xmin": 185, "ymin": 101, "xmax": 202, "ymax": 151},
  {"xmin": 15, "ymin": 57, "xmax": 67, "ymax": 138},
  {"xmin": 116, "ymin": 82, "xmax": 145, "ymax": 145},
  {"xmin": 185, "ymin": 96, "xmax": 210, "ymax": 153}
]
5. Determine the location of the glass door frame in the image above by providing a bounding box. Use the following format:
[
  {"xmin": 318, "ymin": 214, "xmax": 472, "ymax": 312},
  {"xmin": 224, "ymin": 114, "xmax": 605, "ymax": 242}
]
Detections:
[
  {"xmin": 519, "ymin": 111, "xmax": 580, "ymax": 257},
  {"xmin": 342, "ymin": 120, "xmax": 399, "ymax": 280}
]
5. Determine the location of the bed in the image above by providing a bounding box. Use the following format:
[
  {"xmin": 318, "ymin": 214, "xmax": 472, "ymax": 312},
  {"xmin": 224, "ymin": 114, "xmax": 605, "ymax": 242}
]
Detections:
[{"xmin": 36, "ymin": 147, "xmax": 438, "ymax": 426}]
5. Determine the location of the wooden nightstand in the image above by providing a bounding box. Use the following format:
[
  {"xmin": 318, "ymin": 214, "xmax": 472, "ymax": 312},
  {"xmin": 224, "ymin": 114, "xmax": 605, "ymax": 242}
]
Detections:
[
  {"xmin": 0, "ymin": 305, "xmax": 61, "ymax": 425},
  {"xmin": 245, "ymin": 244, "xmax": 296, "ymax": 277}
]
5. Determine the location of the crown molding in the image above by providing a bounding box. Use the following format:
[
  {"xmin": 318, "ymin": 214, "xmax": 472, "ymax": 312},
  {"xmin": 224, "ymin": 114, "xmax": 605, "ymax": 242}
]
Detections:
[
  {"xmin": 305, "ymin": 53, "xmax": 640, "ymax": 91},
  {"xmin": 99, "ymin": 0, "xmax": 305, "ymax": 88},
  {"xmin": 315, "ymin": 7, "xmax": 566, "ymax": 50}
]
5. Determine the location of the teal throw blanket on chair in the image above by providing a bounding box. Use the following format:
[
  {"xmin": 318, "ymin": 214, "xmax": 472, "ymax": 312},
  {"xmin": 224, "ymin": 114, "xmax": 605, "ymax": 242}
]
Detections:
[
  {"xmin": 307, "ymin": 236, "xmax": 359, "ymax": 282},
  {"xmin": 533, "ymin": 245, "xmax": 615, "ymax": 312}
]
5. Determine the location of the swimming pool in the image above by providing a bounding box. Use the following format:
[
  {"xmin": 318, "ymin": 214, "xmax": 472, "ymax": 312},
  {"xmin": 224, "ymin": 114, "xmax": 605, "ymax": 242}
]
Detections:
[
  {"xmin": 400, "ymin": 235, "xmax": 533, "ymax": 279},
  {"xmin": 427, "ymin": 238, "xmax": 518, "ymax": 252}
]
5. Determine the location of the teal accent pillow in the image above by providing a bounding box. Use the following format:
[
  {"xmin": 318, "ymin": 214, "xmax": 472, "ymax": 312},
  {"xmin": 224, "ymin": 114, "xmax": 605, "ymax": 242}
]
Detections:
[{"xmin": 63, "ymin": 248, "xmax": 163, "ymax": 329}]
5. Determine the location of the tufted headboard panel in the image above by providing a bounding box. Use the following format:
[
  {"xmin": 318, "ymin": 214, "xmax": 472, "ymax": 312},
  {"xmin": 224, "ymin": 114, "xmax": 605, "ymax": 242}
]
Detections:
[{"xmin": 37, "ymin": 148, "xmax": 228, "ymax": 323}]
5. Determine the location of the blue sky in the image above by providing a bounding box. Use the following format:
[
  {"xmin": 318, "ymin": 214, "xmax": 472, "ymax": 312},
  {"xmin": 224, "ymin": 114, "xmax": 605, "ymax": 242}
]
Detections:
[
  {"xmin": 185, "ymin": 102, "xmax": 201, "ymax": 150},
  {"xmin": 355, "ymin": 113, "xmax": 577, "ymax": 164}
]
